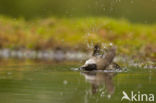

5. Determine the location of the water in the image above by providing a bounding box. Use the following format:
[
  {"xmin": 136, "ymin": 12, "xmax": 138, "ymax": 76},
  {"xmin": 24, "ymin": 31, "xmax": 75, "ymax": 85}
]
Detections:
[{"xmin": 0, "ymin": 64, "xmax": 156, "ymax": 103}]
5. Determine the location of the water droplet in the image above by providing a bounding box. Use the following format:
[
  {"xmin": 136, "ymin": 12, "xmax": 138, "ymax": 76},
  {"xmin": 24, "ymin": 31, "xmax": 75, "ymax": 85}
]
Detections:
[
  {"xmin": 130, "ymin": 0, "xmax": 134, "ymax": 4},
  {"xmin": 107, "ymin": 94, "xmax": 111, "ymax": 99},
  {"xmin": 7, "ymin": 72, "xmax": 12, "ymax": 75},
  {"xmin": 109, "ymin": 43, "xmax": 113, "ymax": 46},
  {"xmin": 63, "ymin": 80, "xmax": 68, "ymax": 85}
]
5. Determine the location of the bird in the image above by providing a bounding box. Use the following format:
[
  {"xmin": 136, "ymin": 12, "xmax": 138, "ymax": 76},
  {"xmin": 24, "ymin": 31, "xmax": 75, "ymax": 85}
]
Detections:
[{"xmin": 80, "ymin": 44, "xmax": 121, "ymax": 71}]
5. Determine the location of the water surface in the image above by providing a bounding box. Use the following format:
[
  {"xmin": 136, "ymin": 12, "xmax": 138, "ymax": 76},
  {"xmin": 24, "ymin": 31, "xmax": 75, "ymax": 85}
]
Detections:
[{"xmin": 0, "ymin": 64, "xmax": 155, "ymax": 103}]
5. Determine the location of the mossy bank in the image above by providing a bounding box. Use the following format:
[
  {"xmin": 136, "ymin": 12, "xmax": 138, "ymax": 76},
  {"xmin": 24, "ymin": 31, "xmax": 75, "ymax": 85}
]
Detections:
[{"xmin": 0, "ymin": 16, "xmax": 156, "ymax": 60}]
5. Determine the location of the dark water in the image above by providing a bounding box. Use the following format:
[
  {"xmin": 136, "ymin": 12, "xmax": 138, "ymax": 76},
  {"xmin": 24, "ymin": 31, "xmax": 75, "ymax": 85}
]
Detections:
[{"xmin": 0, "ymin": 64, "xmax": 156, "ymax": 103}]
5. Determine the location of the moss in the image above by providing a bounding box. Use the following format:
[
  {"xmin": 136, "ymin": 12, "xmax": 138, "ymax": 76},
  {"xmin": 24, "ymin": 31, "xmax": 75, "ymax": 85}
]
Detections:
[{"xmin": 0, "ymin": 16, "xmax": 155, "ymax": 58}]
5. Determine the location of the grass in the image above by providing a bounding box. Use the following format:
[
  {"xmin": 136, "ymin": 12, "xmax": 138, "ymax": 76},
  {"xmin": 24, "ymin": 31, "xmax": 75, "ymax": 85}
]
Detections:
[{"xmin": 0, "ymin": 16, "xmax": 156, "ymax": 59}]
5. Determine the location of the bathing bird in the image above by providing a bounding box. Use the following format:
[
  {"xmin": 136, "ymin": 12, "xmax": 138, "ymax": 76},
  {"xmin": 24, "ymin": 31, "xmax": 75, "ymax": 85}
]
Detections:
[{"xmin": 80, "ymin": 44, "xmax": 121, "ymax": 71}]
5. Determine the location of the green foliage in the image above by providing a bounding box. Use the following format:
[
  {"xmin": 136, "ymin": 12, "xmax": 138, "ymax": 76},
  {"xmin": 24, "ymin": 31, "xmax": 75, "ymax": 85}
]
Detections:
[
  {"xmin": 0, "ymin": 0, "xmax": 156, "ymax": 23},
  {"xmin": 0, "ymin": 16, "xmax": 155, "ymax": 58}
]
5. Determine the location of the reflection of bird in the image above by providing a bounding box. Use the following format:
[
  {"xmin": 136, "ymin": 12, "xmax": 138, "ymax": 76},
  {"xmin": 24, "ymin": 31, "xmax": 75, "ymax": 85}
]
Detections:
[
  {"xmin": 121, "ymin": 91, "xmax": 131, "ymax": 101},
  {"xmin": 81, "ymin": 71, "xmax": 116, "ymax": 95}
]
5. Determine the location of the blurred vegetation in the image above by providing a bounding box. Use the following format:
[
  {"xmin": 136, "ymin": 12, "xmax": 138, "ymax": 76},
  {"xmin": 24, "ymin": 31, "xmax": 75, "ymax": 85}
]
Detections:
[
  {"xmin": 0, "ymin": 16, "xmax": 156, "ymax": 59},
  {"xmin": 0, "ymin": 0, "xmax": 156, "ymax": 23}
]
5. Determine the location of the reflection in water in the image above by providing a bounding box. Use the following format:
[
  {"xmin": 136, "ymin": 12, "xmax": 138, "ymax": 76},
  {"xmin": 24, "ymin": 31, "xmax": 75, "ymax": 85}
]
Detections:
[
  {"xmin": 0, "ymin": 65, "xmax": 155, "ymax": 103},
  {"xmin": 81, "ymin": 71, "xmax": 117, "ymax": 98}
]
